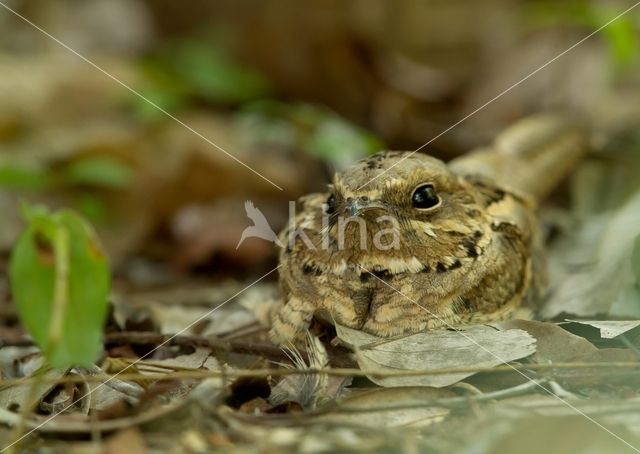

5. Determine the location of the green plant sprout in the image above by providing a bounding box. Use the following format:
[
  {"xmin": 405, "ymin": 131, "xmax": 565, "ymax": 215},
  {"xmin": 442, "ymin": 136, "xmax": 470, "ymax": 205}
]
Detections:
[{"xmin": 9, "ymin": 204, "xmax": 111, "ymax": 369}]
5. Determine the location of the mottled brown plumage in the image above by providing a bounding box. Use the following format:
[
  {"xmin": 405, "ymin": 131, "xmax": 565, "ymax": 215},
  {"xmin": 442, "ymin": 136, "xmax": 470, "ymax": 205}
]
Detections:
[{"xmin": 270, "ymin": 115, "xmax": 586, "ymax": 344}]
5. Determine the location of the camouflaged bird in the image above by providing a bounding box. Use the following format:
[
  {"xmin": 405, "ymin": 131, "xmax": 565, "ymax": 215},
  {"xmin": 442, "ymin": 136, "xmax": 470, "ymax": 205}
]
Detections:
[{"xmin": 270, "ymin": 115, "xmax": 587, "ymax": 344}]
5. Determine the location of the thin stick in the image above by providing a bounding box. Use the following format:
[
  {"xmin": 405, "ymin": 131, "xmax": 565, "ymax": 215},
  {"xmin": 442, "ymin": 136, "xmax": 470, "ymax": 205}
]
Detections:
[
  {"xmin": 1, "ymin": 361, "xmax": 638, "ymax": 389},
  {"xmin": 0, "ymin": 332, "xmax": 356, "ymax": 368}
]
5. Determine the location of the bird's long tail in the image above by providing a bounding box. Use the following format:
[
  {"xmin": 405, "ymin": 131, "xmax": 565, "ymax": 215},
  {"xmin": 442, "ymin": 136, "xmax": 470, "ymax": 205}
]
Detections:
[{"xmin": 450, "ymin": 115, "xmax": 589, "ymax": 201}]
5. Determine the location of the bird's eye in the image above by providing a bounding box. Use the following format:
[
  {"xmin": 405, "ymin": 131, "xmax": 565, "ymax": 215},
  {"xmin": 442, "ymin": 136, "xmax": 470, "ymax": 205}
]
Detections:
[
  {"xmin": 411, "ymin": 184, "xmax": 440, "ymax": 209},
  {"xmin": 325, "ymin": 194, "xmax": 337, "ymax": 214}
]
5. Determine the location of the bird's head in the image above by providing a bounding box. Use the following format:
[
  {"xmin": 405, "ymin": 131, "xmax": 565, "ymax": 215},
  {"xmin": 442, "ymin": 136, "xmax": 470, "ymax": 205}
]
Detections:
[{"xmin": 322, "ymin": 151, "xmax": 491, "ymax": 272}]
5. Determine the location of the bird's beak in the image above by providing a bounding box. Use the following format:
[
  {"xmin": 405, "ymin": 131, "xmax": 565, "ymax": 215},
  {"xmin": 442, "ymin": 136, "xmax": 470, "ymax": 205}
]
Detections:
[{"xmin": 346, "ymin": 199, "xmax": 385, "ymax": 217}]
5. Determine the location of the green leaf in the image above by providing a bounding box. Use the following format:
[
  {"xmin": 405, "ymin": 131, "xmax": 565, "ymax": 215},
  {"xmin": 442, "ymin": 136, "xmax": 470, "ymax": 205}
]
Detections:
[
  {"xmin": 175, "ymin": 43, "xmax": 270, "ymax": 103},
  {"xmin": 62, "ymin": 156, "xmax": 133, "ymax": 189},
  {"xmin": 0, "ymin": 165, "xmax": 51, "ymax": 191},
  {"xmin": 9, "ymin": 207, "xmax": 111, "ymax": 368}
]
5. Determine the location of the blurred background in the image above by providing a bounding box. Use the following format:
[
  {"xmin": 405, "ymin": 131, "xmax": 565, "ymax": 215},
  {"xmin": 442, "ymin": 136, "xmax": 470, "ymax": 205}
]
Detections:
[
  {"xmin": 2, "ymin": 3, "xmax": 640, "ymax": 450},
  {"xmin": 0, "ymin": 0, "xmax": 639, "ymax": 287}
]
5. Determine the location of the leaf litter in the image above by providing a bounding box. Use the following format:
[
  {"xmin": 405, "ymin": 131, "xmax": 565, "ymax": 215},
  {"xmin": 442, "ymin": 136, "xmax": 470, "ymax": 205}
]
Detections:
[
  {"xmin": 2, "ymin": 160, "xmax": 640, "ymax": 451},
  {"xmin": 2, "ymin": 6, "xmax": 640, "ymax": 451}
]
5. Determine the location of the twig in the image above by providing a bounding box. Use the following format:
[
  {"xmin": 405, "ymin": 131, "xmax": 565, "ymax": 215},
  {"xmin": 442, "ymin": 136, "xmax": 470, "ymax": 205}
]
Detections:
[
  {"xmin": 0, "ymin": 331, "xmax": 356, "ymax": 368},
  {"xmin": 318, "ymin": 378, "xmax": 550, "ymax": 415},
  {"xmin": 0, "ymin": 361, "xmax": 638, "ymax": 389},
  {"xmin": 547, "ymin": 379, "xmax": 579, "ymax": 399},
  {"xmin": 76, "ymin": 365, "xmax": 143, "ymax": 403},
  {"xmin": 451, "ymin": 382, "xmax": 484, "ymax": 396},
  {"xmin": 106, "ymin": 331, "xmax": 293, "ymax": 362}
]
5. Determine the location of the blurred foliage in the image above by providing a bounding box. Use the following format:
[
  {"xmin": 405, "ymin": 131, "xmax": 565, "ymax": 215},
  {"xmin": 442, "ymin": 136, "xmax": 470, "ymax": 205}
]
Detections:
[
  {"xmin": 236, "ymin": 101, "xmax": 384, "ymax": 168},
  {"xmin": 133, "ymin": 39, "xmax": 271, "ymax": 120},
  {"xmin": 529, "ymin": 1, "xmax": 640, "ymax": 69},
  {"xmin": 0, "ymin": 155, "xmax": 133, "ymax": 222},
  {"xmin": 9, "ymin": 205, "xmax": 110, "ymax": 369},
  {"xmin": 0, "ymin": 156, "xmax": 133, "ymax": 191},
  {"xmin": 0, "ymin": 165, "xmax": 51, "ymax": 191},
  {"xmin": 130, "ymin": 35, "xmax": 383, "ymax": 167},
  {"xmin": 62, "ymin": 156, "xmax": 133, "ymax": 189}
]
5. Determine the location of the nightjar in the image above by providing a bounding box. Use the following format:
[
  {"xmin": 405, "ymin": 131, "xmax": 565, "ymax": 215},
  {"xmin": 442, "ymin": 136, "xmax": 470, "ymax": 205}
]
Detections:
[{"xmin": 270, "ymin": 115, "xmax": 586, "ymax": 344}]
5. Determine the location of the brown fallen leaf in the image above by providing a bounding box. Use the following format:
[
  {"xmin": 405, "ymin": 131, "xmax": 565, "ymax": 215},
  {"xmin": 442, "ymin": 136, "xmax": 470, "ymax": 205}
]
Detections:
[{"xmin": 335, "ymin": 323, "xmax": 537, "ymax": 387}]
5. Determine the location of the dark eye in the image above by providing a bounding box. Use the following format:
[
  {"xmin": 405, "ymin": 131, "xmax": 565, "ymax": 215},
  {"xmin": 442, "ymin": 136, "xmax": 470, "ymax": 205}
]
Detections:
[
  {"xmin": 325, "ymin": 194, "xmax": 337, "ymax": 214},
  {"xmin": 412, "ymin": 184, "xmax": 440, "ymax": 209}
]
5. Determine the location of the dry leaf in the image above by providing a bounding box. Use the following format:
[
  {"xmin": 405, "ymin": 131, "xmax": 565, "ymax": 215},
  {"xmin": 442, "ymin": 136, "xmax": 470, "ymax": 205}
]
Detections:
[
  {"xmin": 326, "ymin": 387, "xmax": 454, "ymax": 428},
  {"xmin": 335, "ymin": 324, "xmax": 536, "ymax": 387},
  {"xmin": 493, "ymin": 320, "xmax": 597, "ymax": 363},
  {"xmin": 543, "ymin": 187, "xmax": 640, "ymax": 319},
  {"xmin": 88, "ymin": 380, "xmax": 136, "ymax": 412},
  {"xmin": 136, "ymin": 348, "xmax": 213, "ymax": 373}
]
